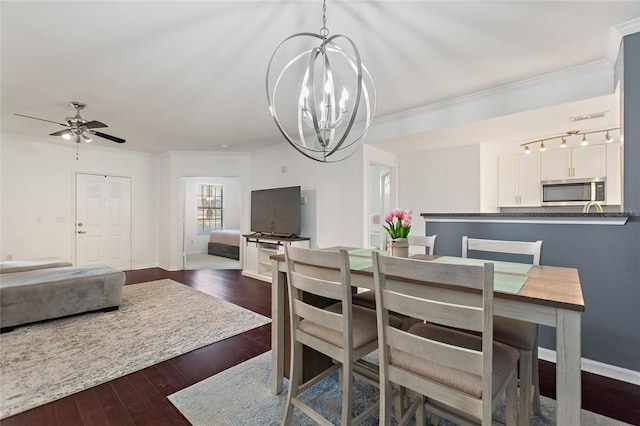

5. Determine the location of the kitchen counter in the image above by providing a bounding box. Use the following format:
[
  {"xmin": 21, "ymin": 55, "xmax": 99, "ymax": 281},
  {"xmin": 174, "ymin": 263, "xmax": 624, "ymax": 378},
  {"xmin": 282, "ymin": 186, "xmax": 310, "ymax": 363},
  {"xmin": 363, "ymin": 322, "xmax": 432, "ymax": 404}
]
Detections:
[{"xmin": 421, "ymin": 212, "xmax": 632, "ymax": 225}]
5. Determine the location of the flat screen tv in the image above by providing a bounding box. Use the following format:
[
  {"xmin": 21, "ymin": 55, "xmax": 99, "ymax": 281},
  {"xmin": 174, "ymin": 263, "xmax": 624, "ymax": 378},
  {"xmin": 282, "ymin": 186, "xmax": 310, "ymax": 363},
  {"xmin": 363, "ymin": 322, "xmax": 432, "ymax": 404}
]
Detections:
[{"xmin": 250, "ymin": 186, "xmax": 301, "ymax": 237}]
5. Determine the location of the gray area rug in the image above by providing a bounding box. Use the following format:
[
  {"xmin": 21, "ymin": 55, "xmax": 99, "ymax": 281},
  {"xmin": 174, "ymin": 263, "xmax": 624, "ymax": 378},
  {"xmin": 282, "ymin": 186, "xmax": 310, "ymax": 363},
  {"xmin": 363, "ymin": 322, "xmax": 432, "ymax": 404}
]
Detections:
[
  {"xmin": 169, "ymin": 351, "xmax": 630, "ymax": 426},
  {"xmin": 0, "ymin": 279, "xmax": 271, "ymax": 419}
]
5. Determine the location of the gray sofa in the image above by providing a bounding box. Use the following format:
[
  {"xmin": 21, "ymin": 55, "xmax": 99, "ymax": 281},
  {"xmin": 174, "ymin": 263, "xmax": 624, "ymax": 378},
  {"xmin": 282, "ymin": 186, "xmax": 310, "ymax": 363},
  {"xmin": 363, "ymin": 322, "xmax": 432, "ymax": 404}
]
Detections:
[{"xmin": 0, "ymin": 263, "xmax": 125, "ymax": 332}]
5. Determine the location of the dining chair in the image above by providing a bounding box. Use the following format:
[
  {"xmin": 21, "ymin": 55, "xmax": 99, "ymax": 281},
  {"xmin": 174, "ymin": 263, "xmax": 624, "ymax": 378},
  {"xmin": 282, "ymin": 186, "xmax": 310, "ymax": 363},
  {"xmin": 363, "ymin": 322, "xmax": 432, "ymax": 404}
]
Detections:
[
  {"xmin": 408, "ymin": 234, "xmax": 437, "ymax": 256},
  {"xmin": 372, "ymin": 252, "xmax": 519, "ymax": 425},
  {"xmin": 352, "ymin": 235, "xmax": 437, "ymax": 320},
  {"xmin": 281, "ymin": 245, "xmax": 382, "ymax": 426},
  {"xmin": 462, "ymin": 235, "xmax": 543, "ymax": 423}
]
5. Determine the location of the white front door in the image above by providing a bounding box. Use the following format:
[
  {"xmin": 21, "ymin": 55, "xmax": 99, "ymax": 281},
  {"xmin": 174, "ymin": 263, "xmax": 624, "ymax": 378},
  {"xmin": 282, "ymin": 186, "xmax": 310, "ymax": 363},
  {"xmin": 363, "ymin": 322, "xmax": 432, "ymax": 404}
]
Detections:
[{"xmin": 75, "ymin": 173, "xmax": 132, "ymax": 270}]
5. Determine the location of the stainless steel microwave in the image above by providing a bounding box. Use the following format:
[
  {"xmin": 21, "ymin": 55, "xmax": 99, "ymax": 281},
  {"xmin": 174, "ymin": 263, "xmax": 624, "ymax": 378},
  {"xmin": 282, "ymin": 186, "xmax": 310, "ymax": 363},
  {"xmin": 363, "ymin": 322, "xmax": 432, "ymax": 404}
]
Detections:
[{"xmin": 541, "ymin": 178, "xmax": 606, "ymax": 206}]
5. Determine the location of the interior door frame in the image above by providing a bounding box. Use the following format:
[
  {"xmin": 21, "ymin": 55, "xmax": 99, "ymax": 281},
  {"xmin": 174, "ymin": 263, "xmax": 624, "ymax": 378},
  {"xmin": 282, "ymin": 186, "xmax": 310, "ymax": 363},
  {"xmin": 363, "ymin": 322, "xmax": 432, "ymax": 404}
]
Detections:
[
  {"xmin": 365, "ymin": 161, "xmax": 396, "ymax": 250},
  {"xmin": 180, "ymin": 175, "xmax": 243, "ymax": 270},
  {"xmin": 73, "ymin": 172, "xmax": 133, "ymax": 270}
]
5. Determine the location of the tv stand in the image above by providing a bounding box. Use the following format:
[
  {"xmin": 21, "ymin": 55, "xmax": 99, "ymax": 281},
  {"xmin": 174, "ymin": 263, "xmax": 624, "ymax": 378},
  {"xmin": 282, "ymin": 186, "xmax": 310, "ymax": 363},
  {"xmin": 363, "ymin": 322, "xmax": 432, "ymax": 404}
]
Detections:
[{"xmin": 242, "ymin": 234, "xmax": 310, "ymax": 283}]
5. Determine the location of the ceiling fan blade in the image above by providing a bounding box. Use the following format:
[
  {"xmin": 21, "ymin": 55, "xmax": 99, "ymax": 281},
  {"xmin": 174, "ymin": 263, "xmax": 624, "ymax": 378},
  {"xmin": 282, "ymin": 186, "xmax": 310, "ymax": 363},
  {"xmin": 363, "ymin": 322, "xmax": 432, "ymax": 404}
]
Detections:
[
  {"xmin": 50, "ymin": 129, "xmax": 71, "ymax": 136},
  {"xmin": 84, "ymin": 120, "xmax": 108, "ymax": 129},
  {"xmin": 90, "ymin": 130, "xmax": 126, "ymax": 144},
  {"xmin": 14, "ymin": 113, "xmax": 69, "ymax": 127}
]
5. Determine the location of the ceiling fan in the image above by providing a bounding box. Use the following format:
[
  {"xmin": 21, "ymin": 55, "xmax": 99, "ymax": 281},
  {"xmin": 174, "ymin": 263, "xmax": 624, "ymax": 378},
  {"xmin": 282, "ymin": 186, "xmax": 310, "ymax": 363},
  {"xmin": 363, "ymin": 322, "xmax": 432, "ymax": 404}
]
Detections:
[{"xmin": 15, "ymin": 101, "xmax": 126, "ymax": 144}]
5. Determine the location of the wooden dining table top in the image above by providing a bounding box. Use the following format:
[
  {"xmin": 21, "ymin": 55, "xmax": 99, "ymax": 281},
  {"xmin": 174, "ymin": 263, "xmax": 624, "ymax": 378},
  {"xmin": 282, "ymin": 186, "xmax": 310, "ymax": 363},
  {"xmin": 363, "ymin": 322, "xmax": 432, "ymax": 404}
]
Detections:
[{"xmin": 271, "ymin": 248, "xmax": 585, "ymax": 312}]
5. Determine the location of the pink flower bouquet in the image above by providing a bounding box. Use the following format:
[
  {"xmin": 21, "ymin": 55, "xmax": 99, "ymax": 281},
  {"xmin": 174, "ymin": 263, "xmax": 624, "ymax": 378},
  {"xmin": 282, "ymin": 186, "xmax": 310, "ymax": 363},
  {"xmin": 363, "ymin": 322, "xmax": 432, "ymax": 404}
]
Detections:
[{"xmin": 383, "ymin": 208, "xmax": 412, "ymax": 239}]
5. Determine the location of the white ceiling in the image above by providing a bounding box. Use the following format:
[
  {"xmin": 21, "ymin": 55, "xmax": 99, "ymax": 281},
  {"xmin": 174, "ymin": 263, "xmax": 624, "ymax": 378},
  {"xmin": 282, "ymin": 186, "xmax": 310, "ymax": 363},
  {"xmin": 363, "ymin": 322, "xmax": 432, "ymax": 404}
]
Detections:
[{"xmin": 1, "ymin": 1, "xmax": 639, "ymax": 154}]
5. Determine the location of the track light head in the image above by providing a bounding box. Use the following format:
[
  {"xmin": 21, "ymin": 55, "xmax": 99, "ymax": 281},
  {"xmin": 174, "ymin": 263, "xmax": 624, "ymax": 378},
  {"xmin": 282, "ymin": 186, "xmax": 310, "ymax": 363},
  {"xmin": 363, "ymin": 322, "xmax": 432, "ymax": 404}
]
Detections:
[{"xmin": 605, "ymin": 131, "xmax": 614, "ymax": 143}]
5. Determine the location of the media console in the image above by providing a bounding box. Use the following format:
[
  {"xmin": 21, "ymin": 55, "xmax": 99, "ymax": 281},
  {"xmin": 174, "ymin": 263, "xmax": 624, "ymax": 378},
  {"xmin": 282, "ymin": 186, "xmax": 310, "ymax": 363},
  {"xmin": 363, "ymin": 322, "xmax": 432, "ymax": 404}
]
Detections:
[{"xmin": 241, "ymin": 234, "xmax": 310, "ymax": 283}]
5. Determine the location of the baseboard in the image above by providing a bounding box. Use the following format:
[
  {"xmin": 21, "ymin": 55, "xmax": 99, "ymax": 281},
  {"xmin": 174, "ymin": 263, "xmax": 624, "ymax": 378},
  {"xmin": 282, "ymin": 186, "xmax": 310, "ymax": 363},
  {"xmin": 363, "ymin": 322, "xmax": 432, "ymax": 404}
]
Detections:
[
  {"xmin": 131, "ymin": 263, "xmax": 157, "ymax": 270},
  {"xmin": 538, "ymin": 347, "xmax": 640, "ymax": 386}
]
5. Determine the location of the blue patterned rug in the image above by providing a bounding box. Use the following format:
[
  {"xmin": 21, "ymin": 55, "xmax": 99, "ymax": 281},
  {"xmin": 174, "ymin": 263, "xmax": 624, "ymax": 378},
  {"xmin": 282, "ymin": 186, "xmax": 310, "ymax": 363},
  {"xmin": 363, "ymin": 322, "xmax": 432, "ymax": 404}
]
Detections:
[{"xmin": 168, "ymin": 351, "xmax": 628, "ymax": 425}]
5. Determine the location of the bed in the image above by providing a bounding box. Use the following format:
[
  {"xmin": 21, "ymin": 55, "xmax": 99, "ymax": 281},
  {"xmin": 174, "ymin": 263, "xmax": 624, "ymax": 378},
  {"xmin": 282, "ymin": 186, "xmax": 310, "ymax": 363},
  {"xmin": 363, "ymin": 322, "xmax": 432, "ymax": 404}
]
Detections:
[{"xmin": 207, "ymin": 229, "xmax": 240, "ymax": 260}]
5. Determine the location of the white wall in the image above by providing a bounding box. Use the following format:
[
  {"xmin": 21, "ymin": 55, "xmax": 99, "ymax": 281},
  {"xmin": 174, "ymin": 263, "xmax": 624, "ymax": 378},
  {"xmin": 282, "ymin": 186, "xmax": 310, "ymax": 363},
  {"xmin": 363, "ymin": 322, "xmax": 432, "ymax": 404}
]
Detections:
[
  {"xmin": 0, "ymin": 135, "xmax": 159, "ymax": 269},
  {"xmin": 159, "ymin": 151, "xmax": 252, "ymax": 271},
  {"xmin": 398, "ymin": 144, "xmax": 481, "ymax": 237},
  {"xmin": 183, "ymin": 176, "xmax": 241, "ymax": 255},
  {"xmin": 251, "ymin": 143, "xmax": 365, "ymax": 249}
]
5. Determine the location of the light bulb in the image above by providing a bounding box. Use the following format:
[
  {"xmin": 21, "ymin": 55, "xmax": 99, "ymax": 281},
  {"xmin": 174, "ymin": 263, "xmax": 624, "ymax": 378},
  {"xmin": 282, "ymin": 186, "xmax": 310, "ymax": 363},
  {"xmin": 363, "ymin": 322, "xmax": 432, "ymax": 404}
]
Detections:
[
  {"xmin": 581, "ymin": 135, "xmax": 588, "ymax": 146},
  {"xmin": 324, "ymin": 79, "xmax": 333, "ymax": 94},
  {"xmin": 540, "ymin": 141, "xmax": 546, "ymax": 152},
  {"xmin": 62, "ymin": 132, "xmax": 72, "ymax": 140},
  {"xmin": 339, "ymin": 87, "xmax": 349, "ymax": 111},
  {"xmin": 605, "ymin": 131, "xmax": 614, "ymax": 143},
  {"xmin": 560, "ymin": 138, "xmax": 567, "ymax": 148},
  {"xmin": 524, "ymin": 145, "xmax": 531, "ymax": 154},
  {"xmin": 300, "ymin": 86, "xmax": 309, "ymax": 108}
]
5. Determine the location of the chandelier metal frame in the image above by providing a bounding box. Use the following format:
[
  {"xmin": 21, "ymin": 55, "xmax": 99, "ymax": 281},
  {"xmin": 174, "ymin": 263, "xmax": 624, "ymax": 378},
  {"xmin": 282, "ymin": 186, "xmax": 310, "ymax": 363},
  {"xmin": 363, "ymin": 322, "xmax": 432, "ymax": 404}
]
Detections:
[{"xmin": 266, "ymin": 0, "xmax": 376, "ymax": 163}]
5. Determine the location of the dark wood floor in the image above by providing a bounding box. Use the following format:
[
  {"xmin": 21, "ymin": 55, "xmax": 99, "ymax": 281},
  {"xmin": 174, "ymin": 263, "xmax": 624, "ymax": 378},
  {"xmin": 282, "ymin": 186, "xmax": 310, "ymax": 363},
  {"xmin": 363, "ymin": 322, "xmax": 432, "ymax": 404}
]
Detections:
[{"xmin": 3, "ymin": 268, "xmax": 639, "ymax": 425}]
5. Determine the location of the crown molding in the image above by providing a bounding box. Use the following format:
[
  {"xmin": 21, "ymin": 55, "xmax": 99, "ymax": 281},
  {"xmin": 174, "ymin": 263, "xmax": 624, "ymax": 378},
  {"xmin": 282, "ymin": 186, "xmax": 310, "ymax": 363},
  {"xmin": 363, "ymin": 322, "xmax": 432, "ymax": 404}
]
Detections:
[
  {"xmin": 367, "ymin": 60, "xmax": 613, "ymax": 145},
  {"xmin": 606, "ymin": 17, "xmax": 640, "ymax": 65},
  {"xmin": 373, "ymin": 60, "xmax": 612, "ymax": 127}
]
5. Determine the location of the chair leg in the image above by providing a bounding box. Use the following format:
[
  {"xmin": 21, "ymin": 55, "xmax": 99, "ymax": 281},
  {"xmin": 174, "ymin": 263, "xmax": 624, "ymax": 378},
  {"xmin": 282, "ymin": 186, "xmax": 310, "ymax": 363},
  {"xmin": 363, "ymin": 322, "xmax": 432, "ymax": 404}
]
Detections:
[
  {"xmin": 415, "ymin": 394, "xmax": 425, "ymax": 426},
  {"xmin": 282, "ymin": 341, "xmax": 303, "ymax": 426},
  {"xmin": 341, "ymin": 362, "xmax": 353, "ymax": 426},
  {"xmin": 505, "ymin": 371, "xmax": 518, "ymax": 426},
  {"xmin": 380, "ymin": 381, "xmax": 393, "ymax": 425},
  {"xmin": 519, "ymin": 348, "xmax": 533, "ymax": 426}
]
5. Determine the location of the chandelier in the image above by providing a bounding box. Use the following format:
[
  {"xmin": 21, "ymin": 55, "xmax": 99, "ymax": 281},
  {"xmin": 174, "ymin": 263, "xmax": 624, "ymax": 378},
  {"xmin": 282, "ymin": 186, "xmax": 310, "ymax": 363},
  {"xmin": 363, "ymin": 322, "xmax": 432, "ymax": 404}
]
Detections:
[{"xmin": 266, "ymin": 0, "xmax": 376, "ymax": 162}]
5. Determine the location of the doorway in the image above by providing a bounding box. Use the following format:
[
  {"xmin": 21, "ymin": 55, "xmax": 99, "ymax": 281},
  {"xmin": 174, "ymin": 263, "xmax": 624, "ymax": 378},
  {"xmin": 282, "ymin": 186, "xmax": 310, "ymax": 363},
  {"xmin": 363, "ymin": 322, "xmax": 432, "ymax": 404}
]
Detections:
[
  {"xmin": 182, "ymin": 176, "xmax": 242, "ymax": 270},
  {"xmin": 75, "ymin": 173, "xmax": 132, "ymax": 270},
  {"xmin": 368, "ymin": 163, "xmax": 395, "ymax": 250}
]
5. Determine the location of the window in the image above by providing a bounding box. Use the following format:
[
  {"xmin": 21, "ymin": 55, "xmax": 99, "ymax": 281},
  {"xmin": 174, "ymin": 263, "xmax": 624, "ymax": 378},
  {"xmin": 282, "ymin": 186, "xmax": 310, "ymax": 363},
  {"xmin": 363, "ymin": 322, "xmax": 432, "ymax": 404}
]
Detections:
[{"xmin": 197, "ymin": 184, "xmax": 223, "ymax": 233}]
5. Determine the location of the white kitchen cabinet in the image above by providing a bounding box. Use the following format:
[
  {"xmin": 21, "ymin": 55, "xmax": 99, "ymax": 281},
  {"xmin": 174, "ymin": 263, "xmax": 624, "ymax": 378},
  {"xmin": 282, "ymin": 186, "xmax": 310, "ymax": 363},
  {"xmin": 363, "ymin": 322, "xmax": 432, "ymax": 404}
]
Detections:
[
  {"xmin": 541, "ymin": 145, "xmax": 606, "ymax": 180},
  {"xmin": 498, "ymin": 152, "xmax": 540, "ymax": 207}
]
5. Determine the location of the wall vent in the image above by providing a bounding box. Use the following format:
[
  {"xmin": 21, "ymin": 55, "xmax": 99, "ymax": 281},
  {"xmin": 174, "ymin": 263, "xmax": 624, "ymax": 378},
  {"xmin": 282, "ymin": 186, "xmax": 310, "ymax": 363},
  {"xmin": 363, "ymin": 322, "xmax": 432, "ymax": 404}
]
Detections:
[{"xmin": 569, "ymin": 111, "xmax": 607, "ymax": 122}]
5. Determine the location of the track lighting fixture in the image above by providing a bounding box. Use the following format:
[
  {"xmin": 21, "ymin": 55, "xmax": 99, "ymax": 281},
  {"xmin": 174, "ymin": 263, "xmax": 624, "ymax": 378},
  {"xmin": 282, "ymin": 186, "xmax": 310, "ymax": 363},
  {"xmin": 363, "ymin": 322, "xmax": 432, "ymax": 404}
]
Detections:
[
  {"xmin": 520, "ymin": 127, "xmax": 618, "ymax": 153},
  {"xmin": 605, "ymin": 131, "xmax": 614, "ymax": 143},
  {"xmin": 560, "ymin": 137, "xmax": 567, "ymax": 148}
]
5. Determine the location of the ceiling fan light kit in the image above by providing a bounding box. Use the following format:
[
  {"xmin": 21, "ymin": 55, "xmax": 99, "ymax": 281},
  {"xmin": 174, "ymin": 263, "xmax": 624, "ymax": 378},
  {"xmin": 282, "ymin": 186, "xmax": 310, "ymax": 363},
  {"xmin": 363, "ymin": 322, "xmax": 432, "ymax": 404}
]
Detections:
[
  {"xmin": 14, "ymin": 101, "xmax": 126, "ymax": 159},
  {"xmin": 266, "ymin": 0, "xmax": 376, "ymax": 163}
]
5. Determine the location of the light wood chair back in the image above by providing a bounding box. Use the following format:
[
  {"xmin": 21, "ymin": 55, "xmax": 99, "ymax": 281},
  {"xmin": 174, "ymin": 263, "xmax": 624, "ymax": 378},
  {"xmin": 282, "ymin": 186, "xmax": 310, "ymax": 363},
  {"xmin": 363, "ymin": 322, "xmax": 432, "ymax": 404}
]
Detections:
[
  {"xmin": 407, "ymin": 234, "xmax": 437, "ymax": 255},
  {"xmin": 462, "ymin": 235, "xmax": 543, "ymax": 425},
  {"xmin": 282, "ymin": 245, "xmax": 379, "ymax": 425},
  {"xmin": 462, "ymin": 236, "xmax": 542, "ymax": 265},
  {"xmin": 372, "ymin": 252, "xmax": 518, "ymax": 425}
]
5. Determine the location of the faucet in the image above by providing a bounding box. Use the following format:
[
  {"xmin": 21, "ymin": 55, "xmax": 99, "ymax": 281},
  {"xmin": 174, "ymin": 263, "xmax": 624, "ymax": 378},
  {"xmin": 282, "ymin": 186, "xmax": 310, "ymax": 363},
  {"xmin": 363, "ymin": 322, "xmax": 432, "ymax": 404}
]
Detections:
[{"xmin": 583, "ymin": 201, "xmax": 603, "ymax": 213}]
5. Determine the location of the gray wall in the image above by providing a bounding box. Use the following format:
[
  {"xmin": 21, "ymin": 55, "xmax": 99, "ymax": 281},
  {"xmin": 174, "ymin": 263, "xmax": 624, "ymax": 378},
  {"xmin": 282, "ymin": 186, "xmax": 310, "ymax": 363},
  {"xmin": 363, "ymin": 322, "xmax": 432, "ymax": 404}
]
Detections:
[
  {"xmin": 424, "ymin": 218, "xmax": 639, "ymax": 370},
  {"xmin": 424, "ymin": 33, "xmax": 640, "ymax": 371},
  {"xmin": 622, "ymin": 32, "xmax": 640, "ymax": 213}
]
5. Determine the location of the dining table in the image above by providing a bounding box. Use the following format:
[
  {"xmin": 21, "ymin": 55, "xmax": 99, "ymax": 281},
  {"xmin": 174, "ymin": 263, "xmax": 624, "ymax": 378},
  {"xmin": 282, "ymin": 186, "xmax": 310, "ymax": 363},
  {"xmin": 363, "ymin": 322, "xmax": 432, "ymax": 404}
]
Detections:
[{"xmin": 270, "ymin": 248, "xmax": 585, "ymax": 425}]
